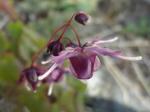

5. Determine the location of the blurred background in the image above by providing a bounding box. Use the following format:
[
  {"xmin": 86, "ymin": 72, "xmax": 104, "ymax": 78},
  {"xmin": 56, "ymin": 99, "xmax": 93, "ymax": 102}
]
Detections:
[{"xmin": 0, "ymin": 0, "xmax": 150, "ymax": 112}]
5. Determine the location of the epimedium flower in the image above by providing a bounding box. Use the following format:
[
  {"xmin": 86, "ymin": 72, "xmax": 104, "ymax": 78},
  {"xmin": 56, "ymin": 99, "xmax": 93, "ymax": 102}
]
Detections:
[
  {"xmin": 18, "ymin": 65, "xmax": 43, "ymax": 92},
  {"xmin": 39, "ymin": 37, "xmax": 142, "ymax": 81},
  {"xmin": 18, "ymin": 64, "xmax": 65, "ymax": 95},
  {"xmin": 42, "ymin": 67, "xmax": 64, "ymax": 95},
  {"xmin": 19, "ymin": 11, "xmax": 143, "ymax": 96},
  {"xmin": 37, "ymin": 11, "xmax": 142, "ymax": 81}
]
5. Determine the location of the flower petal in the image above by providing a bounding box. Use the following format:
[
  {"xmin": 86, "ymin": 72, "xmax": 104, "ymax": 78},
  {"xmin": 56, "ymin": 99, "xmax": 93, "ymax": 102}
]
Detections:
[
  {"xmin": 69, "ymin": 54, "xmax": 93, "ymax": 79},
  {"xmin": 87, "ymin": 37, "xmax": 118, "ymax": 46},
  {"xmin": 43, "ymin": 68, "xmax": 64, "ymax": 83},
  {"xmin": 41, "ymin": 47, "xmax": 78, "ymax": 65},
  {"xmin": 93, "ymin": 56, "xmax": 101, "ymax": 71},
  {"xmin": 38, "ymin": 63, "xmax": 58, "ymax": 81},
  {"xmin": 86, "ymin": 46, "xmax": 142, "ymax": 61},
  {"xmin": 86, "ymin": 46, "xmax": 121, "ymax": 57},
  {"xmin": 115, "ymin": 55, "xmax": 142, "ymax": 61},
  {"xmin": 50, "ymin": 47, "xmax": 80, "ymax": 64},
  {"xmin": 94, "ymin": 37, "xmax": 118, "ymax": 44}
]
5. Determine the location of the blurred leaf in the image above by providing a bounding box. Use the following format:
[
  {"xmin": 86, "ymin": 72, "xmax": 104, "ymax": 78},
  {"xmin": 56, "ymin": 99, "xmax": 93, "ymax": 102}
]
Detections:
[
  {"xmin": 123, "ymin": 17, "xmax": 150, "ymax": 37},
  {"xmin": 18, "ymin": 26, "xmax": 46, "ymax": 62},
  {"xmin": 67, "ymin": 76, "xmax": 86, "ymax": 92},
  {"xmin": 0, "ymin": 54, "xmax": 19, "ymax": 84},
  {"xmin": 0, "ymin": 31, "xmax": 10, "ymax": 52},
  {"xmin": 59, "ymin": 90, "xmax": 75, "ymax": 112},
  {"xmin": 7, "ymin": 21, "xmax": 23, "ymax": 39}
]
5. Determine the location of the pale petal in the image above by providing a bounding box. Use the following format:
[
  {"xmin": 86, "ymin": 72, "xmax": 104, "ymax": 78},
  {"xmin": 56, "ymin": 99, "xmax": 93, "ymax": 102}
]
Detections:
[
  {"xmin": 38, "ymin": 63, "xmax": 58, "ymax": 80},
  {"xmin": 41, "ymin": 59, "xmax": 51, "ymax": 65},
  {"xmin": 94, "ymin": 37, "xmax": 118, "ymax": 44},
  {"xmin": 86, "ymin": 46, "xmax": 121, "ymax": 57},
  {"xmin": 50, "ymin": 47, "xmax": 80, "ymax": 64},
  {"xmin": 93, "ymin": 56, "xmax": 101, "ymax": 71},
  {"xmin": 115, "ymin": 55, "xmax": 142, "ymax": 61},
  {"xmin": 87, "ymin": 37, "xmax": 118, "ymax": 46},
  {"xmin": 86, "ymin": 46, "xmax": 142, "ymax": 61}
]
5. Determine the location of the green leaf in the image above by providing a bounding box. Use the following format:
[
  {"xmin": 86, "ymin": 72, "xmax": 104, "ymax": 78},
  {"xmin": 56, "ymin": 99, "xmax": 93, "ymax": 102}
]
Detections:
[
  {"xmin": 0, "ymin": 55, "xmax": 19, "ymax": 84},
  {"xmin": 0, "ymin": 31, "xmax": 10, "ymax": 53},
  {"xmin": 7, "ymin": 21, "xmax": 23, "ymax": 39},
  {"xmin": 67, "ymin": 76, "xmax": 86, "ymax": 92}
]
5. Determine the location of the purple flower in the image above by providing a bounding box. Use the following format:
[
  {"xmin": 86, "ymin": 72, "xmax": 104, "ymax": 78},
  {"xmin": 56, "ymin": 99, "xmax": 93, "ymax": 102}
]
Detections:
[
  {"xmin": 19, "ymin": 65, "xmax": 64, "ymax": 95},
  {"xmin": 42, "ymin": 67, "xmax": 64, "ymax": 83},
  {"xmin": 39, "ymin": 37, "xmax": 142, "ymax": 80},
  {"xmin": 18, "ymin": 66, "xmax": 43, "ymax": 92},
  {"xmin": 19, "ymin": 11, "xmax": 143, "ymax": 96},
  {"xmin": 42, "ymin": 67, "xmax": 64, "ymax": 95}
]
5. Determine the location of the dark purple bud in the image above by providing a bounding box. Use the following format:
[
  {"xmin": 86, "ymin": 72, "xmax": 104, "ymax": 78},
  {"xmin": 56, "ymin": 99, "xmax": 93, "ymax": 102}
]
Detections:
[
  {"xmin": 47, "ymin": 40, "xmax": 64, "ymax": 56},
  {"xmin": 25, "ymin": 67, "xmax": 38, "ymax": 83},
  {"xmin": 74, "ymin": 11, "xmax": 90, "ymax": 25},
  {"xmin": 19, "ymin": 66, "xmax": 42, "ymax": 91}
]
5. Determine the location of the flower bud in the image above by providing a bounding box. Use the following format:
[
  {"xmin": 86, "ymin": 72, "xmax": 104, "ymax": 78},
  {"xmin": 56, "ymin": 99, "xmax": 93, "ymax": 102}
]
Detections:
[
  {"xmin": 47, "ymin": 40, "xmax": 64, "ymax": 56},
  {"xmin": 19, "ymin": 66, "xmax": 42, "ymax": 91},
  {"xmin": 74, "ymin": 11, "xmax": 91, "ymax": 25}
]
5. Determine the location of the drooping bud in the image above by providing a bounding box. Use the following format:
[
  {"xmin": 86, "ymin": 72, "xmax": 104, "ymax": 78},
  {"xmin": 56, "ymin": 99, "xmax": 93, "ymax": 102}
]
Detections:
[
  {"xmin": 74, "ymin": 11, "xmax": 91, "ymax": 25},
  {"xmin": 47, "ymin": 40, "xmax": 64, "ymax": 56},
  {"xmin": 19, "ymin": 66, "xmax": 42, "ymax": 91}
]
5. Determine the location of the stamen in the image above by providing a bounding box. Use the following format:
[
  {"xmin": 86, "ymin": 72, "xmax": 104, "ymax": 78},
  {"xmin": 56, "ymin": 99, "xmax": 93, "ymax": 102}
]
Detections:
[
  {"xmin": 117, "ymin": 55, "xmax": 143, "ymax": 61},
  {"xmin": 38, "ymin": 63, "xmax": 57, "ymax": 80},
  {"xmin": 48, "ymin": 83, "xmax": 54, "ymax": 96},
  {"xmin": 58, "ymin": 14, "xmax": 75, "ymax": 41},
  {"xmin": 95, "ymin": 37, "xmax": 118, "ymax": 44}
]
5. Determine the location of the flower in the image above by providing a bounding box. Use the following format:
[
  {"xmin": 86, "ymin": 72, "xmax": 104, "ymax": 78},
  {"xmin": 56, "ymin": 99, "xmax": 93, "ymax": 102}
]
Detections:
[
  {"xmin": 18, "ymin": 66, "xmax": 43, "ymax": 91},
  {"xmin": 19, "ymin": 11, "xmax": 143, "ymax": 96},
  {"xmin": 18, "ymin": 65, "xmax": 64, "ymax": 95},
  {"xmin": 42, "ymin": 67, "xmax": 64, "ymax": 95},
  {"xmin": 39, "ymin": 37, "xmax": 142, "ymax": 80}
]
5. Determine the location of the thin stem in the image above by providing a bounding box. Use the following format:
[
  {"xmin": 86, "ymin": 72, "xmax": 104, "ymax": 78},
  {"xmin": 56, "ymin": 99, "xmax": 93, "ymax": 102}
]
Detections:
[
  {"xmin": 47, "ymin": 23, "xmax": 67, "ymax": 45},
  {"xmin": 31, "ymin": 14, "xmax": 75, "ymax": 65},
  {"xmin": 31, "ymin": 45, "xmax": 46, "ymax": 66},
  {"xmin": 31, "ymin": 22, "xmax": 67, "ymax": 65},
  {"xmin": 69, "ymin": 25, "xmax": 81, "ymax": 47},
  {"xmin": 58, "ymin": 14, "xmax": 75, "ymax": 41}
]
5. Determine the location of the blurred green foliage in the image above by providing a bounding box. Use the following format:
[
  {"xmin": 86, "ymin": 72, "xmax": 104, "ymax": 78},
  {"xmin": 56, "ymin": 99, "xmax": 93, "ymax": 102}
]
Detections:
[
  {"xmin": 16, "ymin": 0, "xmax": 97, "ymax": 37},
  {"xmin": 123, "ymin": 17, "xmax": 150, "ymax": 37}
]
